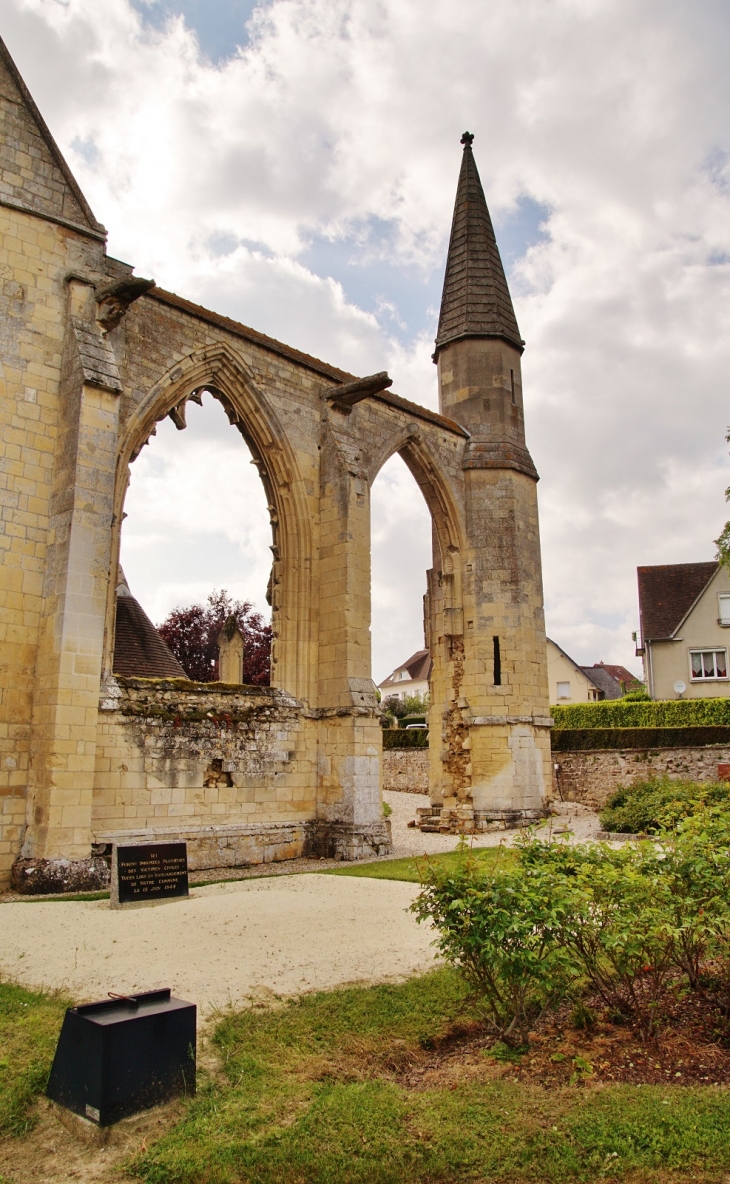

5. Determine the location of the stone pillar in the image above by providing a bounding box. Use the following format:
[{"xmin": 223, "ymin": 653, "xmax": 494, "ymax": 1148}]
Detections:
[
  {"xmin": 314, "ymin": 413, "xmax": 391, "ymax": 857},
  {"xmin": 20, "ymin": 282, "xmax": 123, "ymax": 868},
  {"xmin": 217, "ymin": 616, "xmax": 245, "ymax": 684}
]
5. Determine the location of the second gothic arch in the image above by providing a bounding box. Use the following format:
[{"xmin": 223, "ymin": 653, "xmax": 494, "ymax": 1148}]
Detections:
[{"xmin": 367, "ymin": 424, "xmax": 465, "ymax": 580}]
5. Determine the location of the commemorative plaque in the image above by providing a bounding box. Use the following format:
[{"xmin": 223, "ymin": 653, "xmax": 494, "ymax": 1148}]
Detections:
[{"xmin": 111, "ymin": 842, "xmax": 189, "ymax": 908}]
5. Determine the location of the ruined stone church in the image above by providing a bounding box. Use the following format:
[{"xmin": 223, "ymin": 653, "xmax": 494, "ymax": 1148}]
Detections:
[{"xmin": 0, "ymin": 36, "xmax": 551, "ymax": 892}]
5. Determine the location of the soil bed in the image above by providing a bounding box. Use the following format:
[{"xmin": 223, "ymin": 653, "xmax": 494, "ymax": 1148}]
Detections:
[{"xmin": 393, "ymin": 986, "xmax": 730, "ymax": 1092}]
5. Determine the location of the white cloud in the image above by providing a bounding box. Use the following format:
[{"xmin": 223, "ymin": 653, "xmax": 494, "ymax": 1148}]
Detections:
[
  {"xmin": 371, "ymin": 453, "xmax": 432, "ymax": 684},
  {"xmin": 6, "ymin": 0, "xmax": 730, "ymax": 680},
  {"xmin": 119, "ymin": 396, "xmax": 274, "ymax": 623}
]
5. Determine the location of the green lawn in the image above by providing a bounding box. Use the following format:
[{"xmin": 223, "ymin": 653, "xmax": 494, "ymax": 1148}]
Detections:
[
  {"xmin": 321, "ymin": 844, "xmax": 512, "ymax": 883},
  {"xmin": 0, "ymin": 980, "xmax": 69, "ymax": 1137},
  {"xmin": 3, "ymin": 970, "xmax": 730, "ymax": 1181},
  {"xmin": 132, "ymin": 968, "xmax": 730, "ymax": 1184}
]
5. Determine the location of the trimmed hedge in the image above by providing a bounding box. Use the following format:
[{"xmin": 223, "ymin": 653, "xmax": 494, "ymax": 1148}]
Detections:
[
  {"xmin": 551, "ymin": 725, "xmax": 730, "ymax": 751},
  {"xmin": 382, "ymin": 729, "xmax": 429, "ymax": 749},
  {"xmin": 551, "ymin": 697, "xmax": 730, "ymax": 729}
]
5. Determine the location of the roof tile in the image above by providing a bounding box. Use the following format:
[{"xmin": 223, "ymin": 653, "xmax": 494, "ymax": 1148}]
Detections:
[{"xmin": 638, "ymin": 562, "xmax": 718, "ymax": 641}]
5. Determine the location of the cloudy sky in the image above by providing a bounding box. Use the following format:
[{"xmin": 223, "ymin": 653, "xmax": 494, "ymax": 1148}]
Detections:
[{"xmin": 5, "ymin": 0, "xmax": 730, "ymax": 683}]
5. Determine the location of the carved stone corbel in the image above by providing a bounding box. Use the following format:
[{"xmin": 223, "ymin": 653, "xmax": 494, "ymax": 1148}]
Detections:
[
  {"xmin": 96, "ymin": 275, "xmax": 155, "ymax": 333},
  {"xmin": 323, "ymin": 371, "xmax": 392, "ymax": 413}
]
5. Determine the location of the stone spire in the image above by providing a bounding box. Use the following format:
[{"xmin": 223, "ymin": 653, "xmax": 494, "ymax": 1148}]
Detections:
[{"xmin": 434, "ymin": 132, "xmax": 522, "ymax": 357}]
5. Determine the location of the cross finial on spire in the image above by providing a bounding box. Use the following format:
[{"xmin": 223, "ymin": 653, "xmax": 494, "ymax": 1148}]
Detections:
[{"xmin": 460, "ymin": 131, "xmax": 474, "ymax": 148}]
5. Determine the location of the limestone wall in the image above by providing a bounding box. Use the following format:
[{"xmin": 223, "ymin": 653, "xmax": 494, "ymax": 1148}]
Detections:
[
  {"xmin": 0, "ymin": 212, "xmax": 105, "ymax": 887},
  {"xmin": 383, "ymin": 748, "xmax": 430, "ymax": 794},
  {"xmin": 554, "ymin": 744, "xmax": 730, "ymax": 811},
  {"xmin": 89, "ymin": 677, "xmax": 390, "ymax": 870},
  {"xmin": 92, "ymin": 677, "xmax": 316, "ymax": 868}
]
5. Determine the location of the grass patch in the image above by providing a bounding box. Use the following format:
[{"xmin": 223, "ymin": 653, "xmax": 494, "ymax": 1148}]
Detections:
[
  {"xmin": 7, "ymin": 890, "xmax": 111, "ymax": 903},
  {"xmin": 321, "ymin": 845, "xmax": 511, "ymax": 883},
  {"xmin": 130, "ymin": 967, "xmax": 730, "ymax": 1183},
  {"xmin": 0, "ymin": 980, "xmax": 68, "ymax": 1137}
]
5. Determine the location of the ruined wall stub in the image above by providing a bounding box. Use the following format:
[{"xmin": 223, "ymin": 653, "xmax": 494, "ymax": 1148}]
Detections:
[{"xmin": 0, "ymin": 40, "xmax": 550, "ymax": 888}]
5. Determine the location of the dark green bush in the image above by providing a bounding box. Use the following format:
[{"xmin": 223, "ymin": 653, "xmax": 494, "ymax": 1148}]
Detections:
[
  {"xmin": 382, "ymin": 728, "xmax": 428, "ymax": 749},
  {"xmin": 551, "ymin": 696, "xmax": 730, "ymax": 729},
  {"xmin": 599, "ymin": 778, "xmax": 730, "ymax": 834},
  {"xmin": 551, "ymin": 724, "xmax": 730, "ymax": 750}
]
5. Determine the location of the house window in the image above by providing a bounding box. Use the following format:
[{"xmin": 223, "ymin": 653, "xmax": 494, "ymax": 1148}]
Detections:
[
  {"xmin": 719, "ymin": 595, "xmax": 730, "ymax": 625},
  {"xmin": 556, "ymin": 681, "xmax": 571, "ymax": 700},
  {"xmin": 690, "ymin": 649, "xmax": 728, "ymax": 680}
]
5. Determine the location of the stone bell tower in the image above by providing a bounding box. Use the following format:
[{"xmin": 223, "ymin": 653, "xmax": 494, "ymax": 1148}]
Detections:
[{"xmin": 428, "ymin": 132, "xmax": 552, "ymax": 829}]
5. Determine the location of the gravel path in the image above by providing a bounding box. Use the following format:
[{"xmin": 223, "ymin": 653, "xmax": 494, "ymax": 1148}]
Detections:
[
  {"xmin": 384, "ymin": 791, "xmax": 602, "ymax": 855},
  {"xmin": 0, "ymin": 874, "xmax": 435, "ymax": 1014},
  {"xmin": 0, "ymin": 794, "xmax": 601, "ymax": 1014}
]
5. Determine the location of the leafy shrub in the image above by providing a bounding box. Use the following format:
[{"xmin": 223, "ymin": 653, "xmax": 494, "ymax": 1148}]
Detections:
[
  {"xmin": 413, "ymin": 814, "xmax": 730, "ymax": 1043},
  {"xmin": 411, "ymin": 846, "xmax": 579, "ymax": 1046},
  {"xmin": 655, "ymin": 810, "xmax": 730, "ymax": 989},
  {"xmin": 381, "ymin": 693, "xmax": 429, "ymax": 719},
  {"xmin": 551, "ymin": 697, "xmax": 730, "ymax": 729},
  {"xmin": 600, "ymin": 778, "xmax": 730, "ymax": 834},
  {"xmin": 516, "ymin": 839, "xmax": 680, "ymax": 1037}
]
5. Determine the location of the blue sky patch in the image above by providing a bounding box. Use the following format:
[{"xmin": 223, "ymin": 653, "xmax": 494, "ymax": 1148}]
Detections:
[
  {"xmin": 299, "ymin": 197, "xmax": 551, "ymax": 342},
  {"xmin": 130, "ymin": 0, "xmax": 264, "ymax": 62}
]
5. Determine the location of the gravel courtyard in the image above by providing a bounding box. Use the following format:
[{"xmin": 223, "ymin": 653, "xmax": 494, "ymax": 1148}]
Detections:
[{"xmin": 0, "ymin": 793, "xmax": 600, "ymax": 1014}]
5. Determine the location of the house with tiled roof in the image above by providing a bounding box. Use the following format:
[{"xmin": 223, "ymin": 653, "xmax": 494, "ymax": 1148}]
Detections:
[
  {"xmin": 637, "ymin": 562, "xmax": 730, "ymax": 699},
  {"xmin": 546, "ymin": 639, "xmax": 642, "ymax": 704},
  {"xmin": 589, "ymin": 662, "xmax": 644, "ymax": 693},
  {"xmin": 378, "ymin": 649, "xmax": 432, "ymax": 702}
]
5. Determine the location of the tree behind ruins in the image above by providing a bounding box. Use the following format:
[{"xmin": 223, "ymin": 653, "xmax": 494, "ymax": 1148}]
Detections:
[{"xmin": 158, "ymin": 590, "xmax": 271, "ymax": 684}]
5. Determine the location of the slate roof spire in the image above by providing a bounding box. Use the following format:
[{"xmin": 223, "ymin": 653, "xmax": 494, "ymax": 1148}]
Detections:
[{"xmin": 434, "ymin": 132, "xmax": 523, "ymax": 357}]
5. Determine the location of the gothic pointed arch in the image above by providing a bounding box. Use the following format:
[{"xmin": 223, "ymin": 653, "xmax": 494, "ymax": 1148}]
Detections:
[
  {"xmin": 109, "ymin": 340, "xmax": 314, "ymax": 701},
  {"xmin": 368, "ymin": 425, "xmax": 465, "ymax": 580}
]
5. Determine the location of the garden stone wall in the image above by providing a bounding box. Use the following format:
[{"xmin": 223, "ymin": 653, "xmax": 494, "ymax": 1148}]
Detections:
[
  {"xmin": 383, "ymin": 749, "xmax": 430, "ymax": 794},
  {"xmin": 554, "ymin": 744, "xmax": 730, "ymax": 811}
]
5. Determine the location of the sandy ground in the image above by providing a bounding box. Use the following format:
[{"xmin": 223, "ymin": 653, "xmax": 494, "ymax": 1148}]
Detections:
[
  {"xmin": 0, "ymin": 793, "xmax": 600, "ymax": 1016},
  {"xmin": 0, "ymin": 874, "xmax": 435, "ymax": 1014}
]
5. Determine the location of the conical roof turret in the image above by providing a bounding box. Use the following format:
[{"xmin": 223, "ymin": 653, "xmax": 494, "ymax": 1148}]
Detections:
[{"xmin": 434, "ymin": 132, "xmax": 523, "ymax": 357}]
